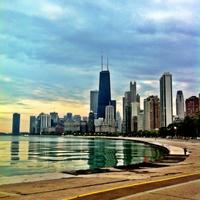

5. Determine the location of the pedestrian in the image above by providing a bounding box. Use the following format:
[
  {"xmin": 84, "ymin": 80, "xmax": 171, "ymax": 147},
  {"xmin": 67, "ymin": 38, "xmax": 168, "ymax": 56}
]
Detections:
[{"xmin": 184, "ymin": 147, "xmax": 187, "ymax": 155}]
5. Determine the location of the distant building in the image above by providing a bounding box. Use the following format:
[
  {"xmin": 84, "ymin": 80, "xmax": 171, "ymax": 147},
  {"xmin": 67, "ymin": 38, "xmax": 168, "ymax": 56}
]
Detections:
[
  {"xmin": 64, "ymin": 121, "xmax": 80, "ymax": 132},
  {"xmin": 12, "ymin": 113, "xmax": 20, "ymax": 135},
  {"xmin": 90, "ymin": 90, "xmax": 99, "ymax": 118},
  {"xmin": 116, "ymin": 111, "xmax": 122, "ymax": 132},
  {"xmin": 105, "ymin": 104, "xmax": 115, "ymax": 126},
  {"xmin": 50, "ymin": 112, "xmax": 59, "ymax": 127},
  {"xmin": 160, "ymin": 72, "xmax": 173, "ymax": 127},
  {"xmin": 88, "ymin": 111, "xmax": 95, "ymax": 132},
  {"xmin": 130, "ymin": 81, "xmax": 136, "ymax": 102},
  {"xmin": 64, "ymin": 113, "xmax": 73, "ymax": 122},
  {"xmin": 122, "ymin": 91, "xmax": 131, "ymax": 134},
  {"xmin": 138, "ymin": 110, "xmax": 144, "ymax": 131},
  {"xmin": 185, "ymin": 96, "xmax": 200, "ymax": 117},
  {"xmin": 176, "ymin": 91, "xmax": 184, "ymax": 120},
  {"xmin": 144, "ymin": 96, "xmax": 160, "ymax": 131},
  {"xmin": 73, "ymin": 115, "xmax": 81, "ymax": 122},
  {"xmin": 80, "ymin": 121, "xmax": 87, "ymax": 133},
  {"xmin": 94, "ymin": 118, "xmax": 104, "ymax": 132},
  {"xmin": 29, "ymin": 116, "xmax": 36, "ymax": 134},
  {"xmin": 131, "ymin": 102, "xmax": 140, "ymax": 132},
  {"xmin": 40, "ymin": 113, "xmax": 51, "ymax": 134},
  {"xmin": 82, "ymin": 116, "xmax": 88, "ymax": 122},
  {"xmin": 110, "ymin": 100, "xmax": 116, "ymax": 120},
  {"xmin": 122, "ymin": 81, "xmax": 140, "ymax": 134}
]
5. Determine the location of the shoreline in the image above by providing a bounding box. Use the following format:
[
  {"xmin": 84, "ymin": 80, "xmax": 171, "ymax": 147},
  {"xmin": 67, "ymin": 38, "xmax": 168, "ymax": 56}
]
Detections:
[
  {"xmin": 0, "ymin": 136, "xmax": 172, "ymax": 185},
  {"xmin": 0, "ymin": 137, "xmax": 199, "ymax": 200}
]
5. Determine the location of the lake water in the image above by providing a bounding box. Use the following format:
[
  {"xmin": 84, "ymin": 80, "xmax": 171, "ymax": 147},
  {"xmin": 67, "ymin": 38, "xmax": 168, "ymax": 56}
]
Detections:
[{"xmin": 0, "ymin": 135, "xmax": 166, "ymax": 178}]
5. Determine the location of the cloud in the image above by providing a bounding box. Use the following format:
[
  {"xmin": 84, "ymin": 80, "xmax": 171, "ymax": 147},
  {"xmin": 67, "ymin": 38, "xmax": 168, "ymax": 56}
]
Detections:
[{"xmin": 0, "ymin": 0, "xmax": 199, "ymax": 132}]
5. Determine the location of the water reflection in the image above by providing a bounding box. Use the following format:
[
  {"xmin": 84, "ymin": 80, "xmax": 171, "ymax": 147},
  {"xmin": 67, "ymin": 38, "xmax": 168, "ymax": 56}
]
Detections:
[
  {"xmin": 0, "ymin": 136, "xmax": 165, "ymax": 178},
  {"xmin": 10, "ymin": 141, "xmax": 19, "ymax": 161},
  {"xmin": 88, "ymin": 139, "xmax": 117, "ymax": 169}
]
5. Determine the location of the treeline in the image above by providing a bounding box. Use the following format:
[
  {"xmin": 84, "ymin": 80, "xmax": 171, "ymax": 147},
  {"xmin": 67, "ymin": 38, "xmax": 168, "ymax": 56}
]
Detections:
[{"xmin": 132, "ymin": 114, "xmax": 200, "ymax": 138}]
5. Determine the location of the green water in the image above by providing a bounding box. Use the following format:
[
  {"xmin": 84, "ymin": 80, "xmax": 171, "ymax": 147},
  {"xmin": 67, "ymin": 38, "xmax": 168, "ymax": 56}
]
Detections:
[{"xmin": 0, "ymin": 135, "xmax": 165, "ymax": 177}]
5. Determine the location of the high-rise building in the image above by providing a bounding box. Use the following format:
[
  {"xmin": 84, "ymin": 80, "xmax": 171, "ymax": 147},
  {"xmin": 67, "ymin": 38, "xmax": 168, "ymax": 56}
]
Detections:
[
  {"xmin": 88, "ymin": 111, "xmax": 95, "ymax": 132},
  {"xmin": 12, "ymin": 113, "xmax": 20, "ymax": 134},
  {"xmin": 176, "ymin": 91, "xmax": 184, "ymax": 120},
  {"xmin": 105, "ymin": 105, "xmax": 115, "ymax": 126},
  {"xmin": 97, "ymin": 57, "xmax": 111, "ymax": 118},
  {"xmin": 90, "ymin": 90, "xmax": 99, "ymax": 118},
  {"xmin": 130, "ymin": 81, "xmax": 140, "ymax": 132},
  {"xmin": 144, "ymin": 96, "xmax": 160, "ymax": 130},
  {"xmin": 138, "ymin": 110, "xmax": 144, "ymax": 131},
  {"xmin": 160, "ymin": 72, "xmax": 173, "ymax": 127},
  {"xmin": 29, "ymin": 116, "xmax": 36, "ymax": 134},
  {"xmin": 73, "ymin": 115, "xmax": 81, "ymax": 122},
  {"xmin": 122, "ymin": 91, "xmax": 131, "ymax": 133},
  {"xmin": 64, "ymin": 113, "xmax": 73, "ymax": 121},
  {"xmin": 50, "ymin": 112, "xmax": 59, "ymax": 127},
  {"xmin": 131, "ymin": 102, "xmax": 140, "ymax": 132},
  {"xmin": 110, "ymin": 100, "xmax": 116, "ymax": 119},
  {"xmin": 116, "ymin": 111, "xmax": 122, "ymax": 132},
  {"xmin": 40, "ymin": 113, "xmax": 51, "ymax": 134},
  {"xmin": 130, "ymin": 81, "xmax": 136, "ymax": 102},
  {"xmin": 185, "ymin": 96, "xmax": 200, "ymax": 117}
]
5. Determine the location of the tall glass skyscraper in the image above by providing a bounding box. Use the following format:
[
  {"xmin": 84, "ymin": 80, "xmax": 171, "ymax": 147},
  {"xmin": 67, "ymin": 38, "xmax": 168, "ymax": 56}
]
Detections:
[
  {"xmin": 97, "ymin": 70, "xmax": 111, "ymax": 119},
  {"xmin": 176, "ymin": 90, "xmax": 184, "ymax": 119},
  {"xmin": 12, "ymin": 113, "xmax": 20, "ymax": 134},
  {"xmin": 160, "ymin": 72, "xmax": 173, "ymax": 127},
  {"xmin": 90, "ymin": 90, "xmax": 99, "ymax": 117}
]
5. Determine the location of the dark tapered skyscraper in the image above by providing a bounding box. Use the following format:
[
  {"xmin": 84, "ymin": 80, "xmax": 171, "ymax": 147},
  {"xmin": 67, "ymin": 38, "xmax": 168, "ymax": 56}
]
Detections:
[
  {"xmin": 97, "ymin": 70, "xmax": 111, "ymax": 118},
  {"xmin": 12, "ymin": 113, "xmax": 20, "ymax": 135},
  {"xmin": 97, "ymin": 56, "xmax": 111, "ymax": 119}
]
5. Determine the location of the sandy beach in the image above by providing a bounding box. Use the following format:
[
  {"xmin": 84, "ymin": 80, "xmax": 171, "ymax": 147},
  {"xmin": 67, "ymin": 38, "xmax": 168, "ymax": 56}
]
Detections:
[{"xmin": 0, "ymin": 137, "xmax": 199, "ymax": 200}]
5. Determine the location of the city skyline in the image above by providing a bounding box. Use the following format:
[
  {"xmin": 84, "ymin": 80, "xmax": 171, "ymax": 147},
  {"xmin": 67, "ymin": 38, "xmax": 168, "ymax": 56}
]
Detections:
[{"xmin": 0, "ymin": 0, "xmax": 199, "ymax": 132}]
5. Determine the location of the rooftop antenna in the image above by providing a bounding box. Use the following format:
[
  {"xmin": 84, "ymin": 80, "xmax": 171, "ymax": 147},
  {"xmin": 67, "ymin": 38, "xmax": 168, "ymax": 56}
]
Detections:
[
  {"xmin": 101, "ymin": 55, "xmax": 103, "ymax": 71},
  {"xmin": 107, "ymin": 56, "xmax": 109, "ymax": 71}
]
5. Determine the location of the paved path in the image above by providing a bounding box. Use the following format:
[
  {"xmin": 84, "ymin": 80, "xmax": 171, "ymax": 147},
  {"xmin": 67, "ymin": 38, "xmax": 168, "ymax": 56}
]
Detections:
[{"xmin": 117, "ymin": 179, "xmax": 200, "ymax": 200}]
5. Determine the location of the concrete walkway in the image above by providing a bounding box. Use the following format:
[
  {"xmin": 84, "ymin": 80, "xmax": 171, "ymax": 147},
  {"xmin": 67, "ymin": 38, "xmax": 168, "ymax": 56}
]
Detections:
[{"xmin": 116, "ymin": 179, "xmax": 200, "ymax": 200}]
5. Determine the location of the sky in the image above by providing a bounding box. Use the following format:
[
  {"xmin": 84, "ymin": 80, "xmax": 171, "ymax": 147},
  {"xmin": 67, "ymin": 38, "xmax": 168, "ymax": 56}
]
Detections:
[{"xmin": 0, "ymin": 0, "xmax": 200, "ymax": 132}]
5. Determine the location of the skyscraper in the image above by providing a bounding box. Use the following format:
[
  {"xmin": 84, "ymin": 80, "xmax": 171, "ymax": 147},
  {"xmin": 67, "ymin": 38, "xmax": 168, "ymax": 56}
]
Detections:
[
  {"xmin": 88, "ymin": 111, "xmax": 95, "ymax": 132},
  {"xmin": 97, "ymin": 57, "xmax": 111, "ymax": 119},
  {"xmin": 90, "ymin": 90, "xmax": 99, "ymax": 117},
  {"xmin": 144, "ymin": 96, "xmax": 160, "ymax": 130},
  {"xmin": 116, "ymin": 111, "xmax": 122, "ymax": 132},
  {"xmin": 29, "ymin": 116, "xmax": 36, "ymax": 134},
  {"xmin": 130, "ymin": 81, "xmax": 136, "ymax": 102},
  {"xmin": 160, "ymin": 72, "xmax": 173, "ymax": 127},
  {"xmin": 40, "ymin": 113, "xmax": 51, "ymax": 134},
  {"xmin": 12, "ymin": 113, "xmax": 20, "ymax": 134},
  {"xmin": 176, "ymin": 91, "xmax": 184, "ymax": 120},
  {"xmin": 64, "ymin": 113, "xmax": 73, "ymax": 121},
  {"xmin": 50, "ymin": 112, "xmax": 59, "ymax": 127},
  {"xmin": 122, "ymin": 91, "xmax": 131, "ymax": 133},
  {"xmin": 130, "ymin": 81, "xmax": 140, "ymax": 132},
  {"xmin": 105, "ymin": 104, "xmax": 115, "ymax": 126},
  {"xmin": 185, "ymin": 96, "xmax": 200, "ymax": 117},
  {"xmin": 110, "ymin": 100, "xmax": 116, "ymax": 119}
]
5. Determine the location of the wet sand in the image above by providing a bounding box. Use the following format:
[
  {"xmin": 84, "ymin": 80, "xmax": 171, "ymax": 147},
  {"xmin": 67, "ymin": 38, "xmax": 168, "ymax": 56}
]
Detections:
[{"xmin": 0, "ymin": 137, "xmax": 199, "ymax": 200}]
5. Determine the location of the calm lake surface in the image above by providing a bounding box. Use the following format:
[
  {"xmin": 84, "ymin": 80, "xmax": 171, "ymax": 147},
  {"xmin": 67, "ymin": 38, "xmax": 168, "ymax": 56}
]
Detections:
[{"xmin": 0, "ymin": 135, "xmax": 165, "ymax": 178}]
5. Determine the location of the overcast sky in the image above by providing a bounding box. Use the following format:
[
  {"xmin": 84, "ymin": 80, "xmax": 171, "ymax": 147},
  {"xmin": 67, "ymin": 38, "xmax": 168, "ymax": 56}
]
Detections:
[{"xmin": 0, "ymin": 0, "xmax": 199, "ymax": 132}]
